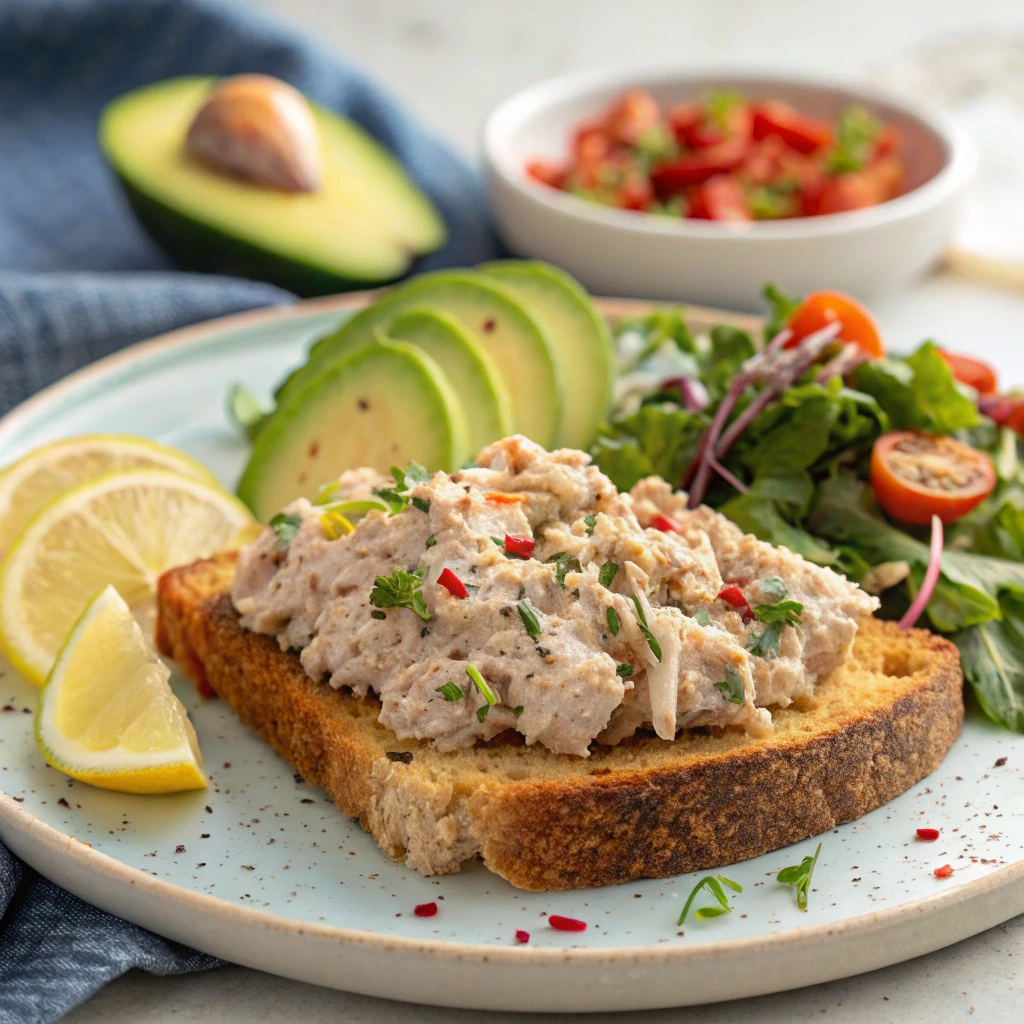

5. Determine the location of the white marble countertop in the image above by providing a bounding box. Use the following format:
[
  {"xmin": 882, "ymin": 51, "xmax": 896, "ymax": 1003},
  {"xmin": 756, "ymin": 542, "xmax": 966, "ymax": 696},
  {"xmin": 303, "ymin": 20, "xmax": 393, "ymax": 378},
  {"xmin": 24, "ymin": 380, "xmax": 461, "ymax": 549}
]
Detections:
[{"xmin": 69, "ymin": 0, "xmax": 1024, "ymax": 1018}]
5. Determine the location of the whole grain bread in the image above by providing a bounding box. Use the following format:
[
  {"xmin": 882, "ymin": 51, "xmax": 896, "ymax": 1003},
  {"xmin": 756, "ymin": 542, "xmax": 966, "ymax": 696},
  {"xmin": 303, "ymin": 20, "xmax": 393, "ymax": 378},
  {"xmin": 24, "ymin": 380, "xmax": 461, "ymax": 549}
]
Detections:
[{"xmin": 156, "ymin": 552, "xmax": 964, "ymax": 892}]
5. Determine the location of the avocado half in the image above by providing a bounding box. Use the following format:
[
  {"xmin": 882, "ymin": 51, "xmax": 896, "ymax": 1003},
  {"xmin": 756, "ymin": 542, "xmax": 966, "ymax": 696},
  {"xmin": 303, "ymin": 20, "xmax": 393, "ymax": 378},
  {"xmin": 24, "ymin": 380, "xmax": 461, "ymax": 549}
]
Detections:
[{"xmin": 99, "ymin": 77, "xmax": 446, "ymax": 296}]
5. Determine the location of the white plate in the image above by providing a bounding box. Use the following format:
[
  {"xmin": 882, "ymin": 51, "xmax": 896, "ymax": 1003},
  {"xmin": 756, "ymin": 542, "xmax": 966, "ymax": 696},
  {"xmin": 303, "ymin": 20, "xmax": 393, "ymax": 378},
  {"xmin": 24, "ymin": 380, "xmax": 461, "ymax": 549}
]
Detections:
[{"xmin": 0, "ymin": 297, "xmax": 1022, "ymax": 1012}]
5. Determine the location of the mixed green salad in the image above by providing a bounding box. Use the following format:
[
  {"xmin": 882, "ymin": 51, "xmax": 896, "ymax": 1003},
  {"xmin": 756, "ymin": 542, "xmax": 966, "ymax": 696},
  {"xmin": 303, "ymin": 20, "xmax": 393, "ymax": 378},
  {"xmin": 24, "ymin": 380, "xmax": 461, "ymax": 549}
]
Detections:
[{"xmin": 594, "ymin": 286, "xmax": 1024, "ymax": 733}]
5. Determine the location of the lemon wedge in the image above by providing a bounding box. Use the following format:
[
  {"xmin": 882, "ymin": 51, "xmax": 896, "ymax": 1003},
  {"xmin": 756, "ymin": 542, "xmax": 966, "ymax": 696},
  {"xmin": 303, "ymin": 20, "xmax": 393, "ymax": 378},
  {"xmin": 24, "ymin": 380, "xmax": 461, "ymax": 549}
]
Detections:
[
  {"xmin": 36, "ymin": 585, "xmax": 206, "ymax": 793},
  {"xmin": 0, "ymin": 434, "xmax": 220, "ymax": 555},
  {"xmin": 0, "ymin": 468, "xmax": 254, "ymax": 684}
]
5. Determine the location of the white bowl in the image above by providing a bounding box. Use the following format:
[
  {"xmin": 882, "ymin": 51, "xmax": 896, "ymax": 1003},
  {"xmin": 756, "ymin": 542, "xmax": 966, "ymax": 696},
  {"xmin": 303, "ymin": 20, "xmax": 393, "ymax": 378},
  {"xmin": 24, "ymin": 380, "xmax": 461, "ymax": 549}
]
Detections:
[{"xmin": 483, "ymin": 67, "xmax": 976, "ymax": 310}]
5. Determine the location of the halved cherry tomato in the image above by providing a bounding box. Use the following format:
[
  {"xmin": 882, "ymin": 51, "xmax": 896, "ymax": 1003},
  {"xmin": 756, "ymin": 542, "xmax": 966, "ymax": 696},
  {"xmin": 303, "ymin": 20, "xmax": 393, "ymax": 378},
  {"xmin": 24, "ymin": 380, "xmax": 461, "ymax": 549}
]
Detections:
[
  {"xmin": 871, "ymin": 431, "xmax": 996, "ymax": 525},
  {"xmin": 786, "ymin": 290, "xmax": 885, "ymax": 357},
  {"xmin": 690, "ymin": 175, "xmax": 750, "ymax": 221},
  {"xmin": 938, "ymin": 350, "xmax": 998, "ymax": 395},
  {"xmin": 751, "ymin": 101, "xmax": 832, "ymax": 155},
  {"xmin": 616, "ymin": 172, "xmax": 654, "ymax": 211},
  {"xmin": 650, "ymin": 139, "xmax": 748, "ymax": 196}
]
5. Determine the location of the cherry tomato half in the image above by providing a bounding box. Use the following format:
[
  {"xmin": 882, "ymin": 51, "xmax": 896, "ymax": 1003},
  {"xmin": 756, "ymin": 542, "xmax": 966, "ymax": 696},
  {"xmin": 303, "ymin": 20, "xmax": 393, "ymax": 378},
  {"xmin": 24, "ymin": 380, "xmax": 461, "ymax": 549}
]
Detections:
[
  {"xmin": 983, "ymin": 396, "xmax": 1024, "ymax": 435},
  {"xmin": 938, "ymin": 350, "xmax": 998, "ymax": 395},
  {"xmin": 871, "ymin": 431, "xmax": 996, "ymax": 525},
  {"xmin": 786, "ymin": 290, "xmax": 885, "ymax": 357}
]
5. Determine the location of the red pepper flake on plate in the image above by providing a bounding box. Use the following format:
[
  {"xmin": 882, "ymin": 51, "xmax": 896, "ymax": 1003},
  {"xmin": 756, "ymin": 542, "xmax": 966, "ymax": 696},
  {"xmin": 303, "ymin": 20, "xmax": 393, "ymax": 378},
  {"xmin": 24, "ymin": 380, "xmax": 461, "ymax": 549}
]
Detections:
[
  {"xmin": 549, "ymin": 914, "xmax": 587, "ymax": 932},
  {"xmin": 933, "ymin": 864, "xmax": 954, "ymax": 879},
  {"xmin": 648, "ymin": 513, "xmax": 679, "ymax": 533},
  {"xmin": 414, "ymin": 902, "xmax": 438, "ymax": 917},
  {"xmin": 515, "ymin": 929, "xmax": 530, "ymax": 944},
  {"xmin": 916, "ymin": 828, "xmax": 940, "ymax": 842},
  {"xmin": 504, "ymin": 534, "xmax": 536, "ymax": 558},
  {"xmin": 437, "ymin": 568, "xmax": 468, "ymax": 599}
]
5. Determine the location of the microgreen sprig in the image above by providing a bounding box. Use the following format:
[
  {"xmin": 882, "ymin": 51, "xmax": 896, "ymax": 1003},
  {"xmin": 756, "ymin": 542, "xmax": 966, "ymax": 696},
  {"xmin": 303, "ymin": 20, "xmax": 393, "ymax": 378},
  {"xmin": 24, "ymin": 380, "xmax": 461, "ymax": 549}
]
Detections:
[
  {"xmin": 777, "ymin": 842, "xmax": 822, "ymax": 911},
  {"xmin": 677, "ymin": 874, "xmax": 743, "ymax": 926}
]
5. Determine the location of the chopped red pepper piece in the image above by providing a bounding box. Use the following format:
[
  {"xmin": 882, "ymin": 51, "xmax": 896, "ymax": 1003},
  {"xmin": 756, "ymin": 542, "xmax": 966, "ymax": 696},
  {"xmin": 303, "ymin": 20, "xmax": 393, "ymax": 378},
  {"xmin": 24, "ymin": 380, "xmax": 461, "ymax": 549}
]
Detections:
[
  {"xmin": 414, "ymin": 902, "xmax": 438, "ymax": 916},
  {"xmin": 437, "ymin": 568, "xmax": 468, "ymax": 599},
  {"xmin": 649, "ymin": 513, "xmax": 679, "ymax": 533},
  {"xmin": 650, "ymin": 138, "xmax": 748, "ymax": 196},
  {"xmin": 549, "ymin": 914, "xmax": 587, "ymax": 932},
  {"xmin": 718, "ymin": 585, "xmax": 753, "ymax": 620},
  {"xmin": 690, "ymin": 175, "xmax": 751, "ymax": 222},
  {"xmin": 504, "ymin": 534, "xmax": 536, "ymax": 558},
  {"xmin": 486, "ymin": 492, "xmax": 526, "ymax": 504},
  {"xmin": 751, "ymin": 101, "xmax": 832, "ymax": 154},
  {"xmin": 916, "ymin": 828, "xmax": 940, "ymax": 842},
  {"xmin": 515, "ymin": 929, "xmax": 530, "ymax": 944},
  {"xmin": 933, "ymin": 864, "xmax": 954, "ymax": 879}
]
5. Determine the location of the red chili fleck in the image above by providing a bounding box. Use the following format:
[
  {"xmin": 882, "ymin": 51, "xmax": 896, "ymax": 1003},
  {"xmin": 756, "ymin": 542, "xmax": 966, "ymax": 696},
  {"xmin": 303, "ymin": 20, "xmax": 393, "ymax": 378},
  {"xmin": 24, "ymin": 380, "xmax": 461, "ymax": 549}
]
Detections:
[
  {"xmin": 934, "ymin": 864, "xmax": 954, "ymax": 879},
  {"xmin": 483, "ymin": 318, "xmax": 496, "ymax": 333},
  {"xmin": 718, "ymin": 585, "xmax": 753, "ymax": 620},
  {"xmin": 917, "ymin": 828, "xmax": 940, "ymax": 842},
  {"xmin": 414, "ymin": 902, "xmax": 438, "ymax": 917},
  {"xmin": 515, "ymin": 929, "xmax": 530, "ymax": 944},
  {"xmin": 437, "ymin": 568, "xmax": 468, "ymax": 599},
  {"xmin": 549, "ymin": 914, "xmax": 587, "ymax": 932},
  {"xmin": 504, "ymin": 534, "xmax": 536, "ymax": 558},
  {"xmin": 649, "ymin": 513, "xmax": 679, "ymax": 533}
]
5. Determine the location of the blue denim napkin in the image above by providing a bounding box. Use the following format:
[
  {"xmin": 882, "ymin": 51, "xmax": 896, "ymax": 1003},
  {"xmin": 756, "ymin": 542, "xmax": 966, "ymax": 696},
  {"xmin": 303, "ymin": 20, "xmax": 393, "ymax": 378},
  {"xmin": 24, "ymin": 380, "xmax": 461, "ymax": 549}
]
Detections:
[{"xmin": 0, "ymin": 0, "xmax": 501, "ymax": 1019}]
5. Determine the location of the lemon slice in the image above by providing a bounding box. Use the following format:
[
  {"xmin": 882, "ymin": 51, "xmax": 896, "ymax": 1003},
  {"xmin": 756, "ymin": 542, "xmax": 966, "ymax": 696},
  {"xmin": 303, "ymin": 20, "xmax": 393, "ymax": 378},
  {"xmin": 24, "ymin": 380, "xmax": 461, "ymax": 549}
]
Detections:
[
  {"xmin": 36, "ymin": 585, "xmax": 206, "ymax": 793},
  {"xmin": 0, "ymin": 468, "xmax": 254, "ymax": 684},
  {"xmin": 0, "ymin": 434, "xmax": 220, "ymax": 554}
]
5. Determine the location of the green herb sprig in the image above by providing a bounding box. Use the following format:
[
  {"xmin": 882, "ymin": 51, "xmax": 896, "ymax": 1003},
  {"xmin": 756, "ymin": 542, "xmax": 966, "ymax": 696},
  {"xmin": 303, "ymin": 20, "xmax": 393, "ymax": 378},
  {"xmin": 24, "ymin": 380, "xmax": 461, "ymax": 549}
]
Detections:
[
  {"xmin": 777, "ymin": 842, "xmax": 822, "ymax": 911},
  {"xmin": 677, "ymin": 873, "xmax": 743, "ymax": 925},
  {"xmin": 370, "ymin": 568, "xmax": 430, "ymax": 621},
  {"xmin": 269, "ymin": 512, "xmax": 302, "ymax": 550},
  {"xmin": 713, "ymin": 667, "xmax": 744, "ymax": 704}
]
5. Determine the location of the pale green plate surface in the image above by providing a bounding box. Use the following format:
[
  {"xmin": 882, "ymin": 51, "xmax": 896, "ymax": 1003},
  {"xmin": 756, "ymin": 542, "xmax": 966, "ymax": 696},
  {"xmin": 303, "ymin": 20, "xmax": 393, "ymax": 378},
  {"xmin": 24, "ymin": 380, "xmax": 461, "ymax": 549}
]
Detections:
[{"xmin": 0, "ymin": 297, "xmax": 1021, "ymax": 1012}]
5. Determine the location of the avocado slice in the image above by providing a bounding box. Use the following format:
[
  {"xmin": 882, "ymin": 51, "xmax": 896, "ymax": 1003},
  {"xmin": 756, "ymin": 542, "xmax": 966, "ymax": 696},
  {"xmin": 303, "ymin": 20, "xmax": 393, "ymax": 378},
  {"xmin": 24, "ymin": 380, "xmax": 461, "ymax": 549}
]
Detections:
[
  {"xmin": 478, "ymin": 261, "xmax": 614, "ymax": 449},
  {"xmin": 274, "ymin": 270, "xmax": 563, "ymax": 447},
  {"xmin": 237, "ymin": 338, "xmax": 470, "ymax": 520},
  {"xmin": 383, "ymin": 308, "xmax": 513, "ymax": 454},
  {"xmin": 99, "ymin": 77, "xmax": 445, "ymax": 296}
]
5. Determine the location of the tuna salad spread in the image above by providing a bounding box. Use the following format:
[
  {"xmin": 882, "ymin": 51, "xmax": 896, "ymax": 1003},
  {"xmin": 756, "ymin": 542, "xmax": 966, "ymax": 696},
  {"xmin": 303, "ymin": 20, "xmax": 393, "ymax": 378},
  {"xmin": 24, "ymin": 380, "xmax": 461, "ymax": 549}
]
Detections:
[{"xmin": 232, "ymin": 436, "xmax": 878, "ymax": 757}]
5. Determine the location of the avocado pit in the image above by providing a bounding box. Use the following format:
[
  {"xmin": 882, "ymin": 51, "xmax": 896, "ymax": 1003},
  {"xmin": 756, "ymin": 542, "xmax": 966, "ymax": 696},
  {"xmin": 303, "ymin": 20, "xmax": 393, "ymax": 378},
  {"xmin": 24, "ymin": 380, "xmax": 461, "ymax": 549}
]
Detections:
[{"xmin": 185, "ymin": 74, "xmax": 323, "ymax": 193}]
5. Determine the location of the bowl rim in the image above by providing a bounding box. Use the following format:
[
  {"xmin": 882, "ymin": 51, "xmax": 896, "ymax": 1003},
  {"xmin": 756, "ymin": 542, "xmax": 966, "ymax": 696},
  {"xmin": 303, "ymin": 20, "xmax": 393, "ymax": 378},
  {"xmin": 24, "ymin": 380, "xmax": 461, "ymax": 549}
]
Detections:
[{"xmin": 482, "ymin": 64, "xmax": 977, "ymax": 241}]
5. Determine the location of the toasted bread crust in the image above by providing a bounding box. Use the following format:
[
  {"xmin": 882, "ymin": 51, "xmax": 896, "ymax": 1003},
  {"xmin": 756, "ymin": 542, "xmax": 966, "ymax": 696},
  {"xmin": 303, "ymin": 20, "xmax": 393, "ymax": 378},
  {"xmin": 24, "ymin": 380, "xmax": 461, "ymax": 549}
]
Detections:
[{"xmin": 157, "ymin": 554, "xmax": 964, "ymax": 891}]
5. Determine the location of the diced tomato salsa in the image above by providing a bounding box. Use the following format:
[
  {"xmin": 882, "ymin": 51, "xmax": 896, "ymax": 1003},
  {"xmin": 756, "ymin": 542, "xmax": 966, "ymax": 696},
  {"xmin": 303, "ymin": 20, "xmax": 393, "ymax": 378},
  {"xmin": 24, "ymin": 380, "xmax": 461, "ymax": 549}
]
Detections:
[{"xmin": 526, "ymin": 89, "xmax": 904, "ymax": 222}]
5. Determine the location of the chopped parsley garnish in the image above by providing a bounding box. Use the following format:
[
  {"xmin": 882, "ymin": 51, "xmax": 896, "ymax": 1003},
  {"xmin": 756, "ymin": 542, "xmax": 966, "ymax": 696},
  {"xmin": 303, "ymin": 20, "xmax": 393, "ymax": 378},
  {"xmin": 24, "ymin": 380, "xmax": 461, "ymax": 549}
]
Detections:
[
  {"xmin": 517, "ymin": 599, "xmax": 542, "ymax": 641},
  {"xmin": 549, "ymin": 552, "xmax": 583, "ymax": 590},
  {"xmin": 436, "ymin": 681, "xmax": 464, "ymax": 702},
  {"xmin": 607, "ymin": 607, "xmax": 621, "ymax": 635},
  {"xmin": 693, "ymin": 608, "xmax": 712, "ymax": 627},
  {"xmin": 584, "ymin": 513, "xmax": 597, "ymax": 537},
  {"xmin": 599, "ymin": 561, "xmax": 619, "ymax": 588},
  {"xmin": 517, "ymin": 585, "xmax": 526, "ymax": 601},
  {"xmin": 747, "ymin": 621, "xmax": 784, "ymax": 658},
  {"xmin": 629, "ymin": 595, "xmax": 662, "ymax": 661},
  {"xmin": 616, "ymin": 663, "xmax": 633, "ymax": 678},
  {"xmin": 758, "ymin": 576, "xmax": 789, "ymax": 602},
  {"xmin": 491, "ymin": 536, "xmax": 504, "ymax": 547},
  {"xmin": 753, "ymin": 600, "xmax": 803, "ymax": 627},
  {"xmin": 370, "ymin": 610, "xmax": 387, "ymax": 620},
  {"xmin": 370, "ymin": 568, "xmax": 430, "ymax": 621},
  {"xmin": 713, "ymin": 667, "xmax": 744, "ymax": 704},
  {"xmin": 425, "ymin": 534, "xmax": 436, "ymax": 548},
  {"xmin": 512, "ymin": 706, "xmax": 524, "ymax": 717},
  {"xmin": 373, "ymin": 461, "xmax": 431, "ymax": 514},
  {"xmin": 677, "ymin": 873, "xmax": 743, "ymax": 925},
  {"xmin": 476, "ymin": 705, "xmax": 490, "ymax": 723},
  {"xmin": 466, "ymin": 664, "xmax": 498, "ymax": 705},
  {"xmin": 269, "ymin": 512, "xmax": 302, "ymax": 550},
  {"xmin": 777, "ymin": 842, "xmax": 822, "ymax": 911}
]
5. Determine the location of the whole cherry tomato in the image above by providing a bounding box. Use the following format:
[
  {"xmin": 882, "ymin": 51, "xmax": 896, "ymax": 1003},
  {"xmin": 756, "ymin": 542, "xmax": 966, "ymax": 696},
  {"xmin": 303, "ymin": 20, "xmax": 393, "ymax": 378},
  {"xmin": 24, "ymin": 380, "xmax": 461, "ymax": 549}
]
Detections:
[{"xmin": 786, "ymin": 290, "xmax": 885, "ymax": 357}]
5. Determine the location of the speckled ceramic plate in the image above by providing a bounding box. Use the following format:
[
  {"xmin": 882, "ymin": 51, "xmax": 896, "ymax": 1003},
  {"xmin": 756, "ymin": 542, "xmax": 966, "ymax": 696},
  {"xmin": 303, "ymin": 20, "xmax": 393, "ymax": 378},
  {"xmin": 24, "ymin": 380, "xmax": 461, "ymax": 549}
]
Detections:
[{"xmin": 1, "ymin": 297, "xmax": 1022, "ymax": 1013}]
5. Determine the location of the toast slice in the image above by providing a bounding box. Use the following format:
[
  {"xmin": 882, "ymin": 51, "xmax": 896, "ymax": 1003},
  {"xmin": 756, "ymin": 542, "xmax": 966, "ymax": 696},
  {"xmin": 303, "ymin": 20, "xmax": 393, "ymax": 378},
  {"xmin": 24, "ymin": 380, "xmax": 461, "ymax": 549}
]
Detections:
[{"xmin": 156, "ymin": 553, "xmax": 964, "ymax": 892}]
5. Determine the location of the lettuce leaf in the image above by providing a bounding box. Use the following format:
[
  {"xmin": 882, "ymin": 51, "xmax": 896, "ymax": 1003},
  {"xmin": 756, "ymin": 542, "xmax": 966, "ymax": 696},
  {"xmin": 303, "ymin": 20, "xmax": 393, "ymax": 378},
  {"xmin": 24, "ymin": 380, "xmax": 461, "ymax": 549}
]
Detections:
[
  {"xmin": 851, "ymin": 342, "xmax": 979, "ymax": 434},
  {"xmin": 955, "ymin": 593, "xmax": 1024, "ymax": 732}
]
